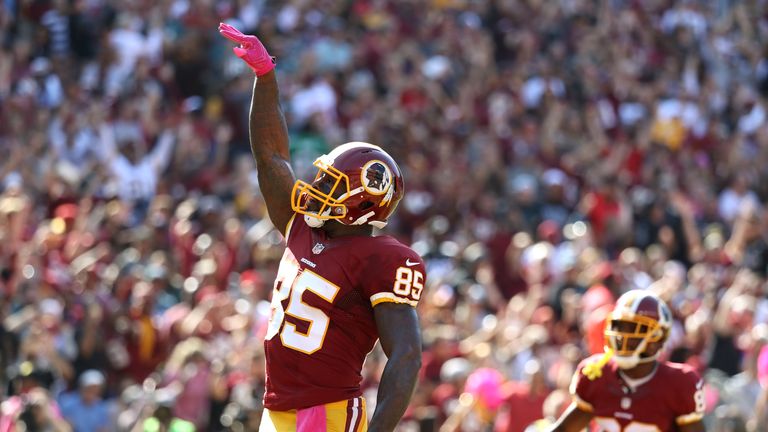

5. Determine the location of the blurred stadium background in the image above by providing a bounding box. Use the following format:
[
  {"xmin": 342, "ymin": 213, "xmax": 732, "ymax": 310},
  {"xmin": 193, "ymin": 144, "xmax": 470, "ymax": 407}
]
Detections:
[{"xmin": 1, "ymin": 0, "xmax": 768, "ymax": 431}]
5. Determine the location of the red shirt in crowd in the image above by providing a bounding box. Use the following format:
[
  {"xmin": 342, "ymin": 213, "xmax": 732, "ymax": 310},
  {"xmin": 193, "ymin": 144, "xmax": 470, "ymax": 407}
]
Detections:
[{"xmin": 495, "ymin": 382, "xmax": 550, "ymax": 432}]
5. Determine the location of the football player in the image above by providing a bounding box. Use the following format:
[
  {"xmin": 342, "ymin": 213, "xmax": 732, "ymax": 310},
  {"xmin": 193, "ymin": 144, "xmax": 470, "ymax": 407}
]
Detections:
[
  {"xmin": 218, "ymin": 24, "xmax": 424, "ymax": 432},
  {"xmin": 549, "ymin": 290, "xmax": 705, "ymax": 432}
]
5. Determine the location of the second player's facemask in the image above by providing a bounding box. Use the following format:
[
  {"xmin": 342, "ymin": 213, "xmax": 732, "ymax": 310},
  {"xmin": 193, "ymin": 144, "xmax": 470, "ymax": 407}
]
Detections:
[{"xmin": 605, "ymin": 316, "xmax": 667, "ymax": 369}]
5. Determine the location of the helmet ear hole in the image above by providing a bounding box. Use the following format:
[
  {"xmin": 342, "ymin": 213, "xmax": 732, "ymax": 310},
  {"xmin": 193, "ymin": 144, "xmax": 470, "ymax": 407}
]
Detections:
[{"xmin": 359, "ymin": 201, "xmax": 374, "ymax": 210}]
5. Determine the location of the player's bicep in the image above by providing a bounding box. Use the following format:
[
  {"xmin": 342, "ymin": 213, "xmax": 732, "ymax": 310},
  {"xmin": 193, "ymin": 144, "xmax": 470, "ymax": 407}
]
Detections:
[
  {"xmin": 256, "ymin": 154, "xmax": 297, "ymax": 236},
  {"xmin": 548, "ymin": 402, "xmax": 593, "ymax": 432},
  {"xmin": 374, "ymin": 303, "xmax": 421, "ymax": 360},
  {"xmin": 677, "ymin": 420, "xmax": 705, "ymax": 432}
]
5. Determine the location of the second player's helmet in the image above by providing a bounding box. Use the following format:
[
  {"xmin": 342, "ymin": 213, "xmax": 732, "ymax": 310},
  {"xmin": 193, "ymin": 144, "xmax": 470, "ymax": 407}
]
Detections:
[
  {"xmin": 605, "ymin": 290, "xmax": 672, "ymax": 369},
  {"xmin": 291, "ymin": 142, "xmax": 404, "ymax": 229}
]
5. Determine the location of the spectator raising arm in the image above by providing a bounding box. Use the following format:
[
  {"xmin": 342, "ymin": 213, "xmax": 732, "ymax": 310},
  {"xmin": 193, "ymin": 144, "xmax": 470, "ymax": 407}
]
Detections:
[
  {"xmin": 98, "ymin": 122, "xmax": 175, "ymax": 205},
  {"xmin": 147, "ymin": 130, "xmax": 176, "ymax": 174}
]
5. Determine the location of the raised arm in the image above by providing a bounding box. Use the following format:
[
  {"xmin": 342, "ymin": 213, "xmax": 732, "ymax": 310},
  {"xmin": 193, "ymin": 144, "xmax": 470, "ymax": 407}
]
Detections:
[
  {"xmin": 219, "ymin": 23, "xmax": 296, "ymax": 233},
  {"xmin": 248, "ymin": 71, "xmax": 296, "ymax": 233},
  {"xmin": 370, "ymin": 303, "xmax": 422, "ymax": 432},
  {"xmin": 147, "ymin": 130, "xmax": 176, "ymax": 174},
  {"xmin": 97, "ymin": 122, "xmax": 118, "ymax": 164}
]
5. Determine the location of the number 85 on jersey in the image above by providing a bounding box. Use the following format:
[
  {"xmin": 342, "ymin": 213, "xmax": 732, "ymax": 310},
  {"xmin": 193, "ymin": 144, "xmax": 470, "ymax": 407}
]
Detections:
[{"xmin": 265, "ymin": 254, "xmax": 424, "ymax": 354}]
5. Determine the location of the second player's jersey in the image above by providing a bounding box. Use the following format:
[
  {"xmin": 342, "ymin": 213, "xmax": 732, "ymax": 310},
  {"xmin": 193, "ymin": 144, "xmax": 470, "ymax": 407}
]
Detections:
[
  {"xmin": 263, "ymin": 216, "xmax": 426, "ymax": 411},
  {"xmin": 570, "ymin": 355, "xmax": 704, "ymax": 432}
]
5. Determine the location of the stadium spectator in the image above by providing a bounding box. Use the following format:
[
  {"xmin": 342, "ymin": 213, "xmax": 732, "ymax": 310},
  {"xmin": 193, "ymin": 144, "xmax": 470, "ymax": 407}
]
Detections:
[{"xmin": 57, "ymin": 369, "xmax": 111, "ymax": 432}]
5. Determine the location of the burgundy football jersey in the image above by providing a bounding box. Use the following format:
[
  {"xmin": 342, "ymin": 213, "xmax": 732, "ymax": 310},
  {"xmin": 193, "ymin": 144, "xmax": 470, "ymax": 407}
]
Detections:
[
  {"xmin": 571, "ymin": 355, "xmax": 704, "ymax": 431},
  {"xmin": 262, "ymin": 216, "xmax": 425, "ymax": 411}
]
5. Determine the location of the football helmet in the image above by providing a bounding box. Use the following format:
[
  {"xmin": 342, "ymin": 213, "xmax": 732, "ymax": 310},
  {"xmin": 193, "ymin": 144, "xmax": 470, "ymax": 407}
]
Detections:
[
  {"xmin": 604, "ymin": 290, "xmax": 672, "ymax": 369},
  {"xmin": 291, "ymin": 142, "xmax": 404, "ymax": 229}
]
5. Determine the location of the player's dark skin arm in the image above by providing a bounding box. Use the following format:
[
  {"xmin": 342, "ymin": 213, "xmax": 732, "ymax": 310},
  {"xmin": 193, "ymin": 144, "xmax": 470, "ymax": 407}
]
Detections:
[
  {"xmin": 249, "ymin": 70, "xmax": 296, "ymax": 233},
  {"xmin": 549, "ymin": 404, "xmax": 706, "ymax": 432},
  {"xmin": 369, "ymin": 303, "xmax": 422, "ymax": 432},
  {"xmin": 678, "ymin": 421, "xmax": 705, "ymax": 432},
  {"xmin": 547, "ymin": 403, "xmax": 593, "ymax": 432}
]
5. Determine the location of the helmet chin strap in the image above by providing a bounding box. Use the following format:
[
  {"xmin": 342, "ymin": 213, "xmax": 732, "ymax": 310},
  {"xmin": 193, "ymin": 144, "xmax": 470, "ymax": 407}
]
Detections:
[
  {"xmin": 306, "ymin": 209, "xmax": 390, "ymax": 229},
  {"xmin": 304, "ymin": 214, "xmax": 325, "ymax": 228},
  {"xmin": 351, "ymin": 211, "xmax": 376, "ymax": 226},
  {"xmin": 369, "ymin": 220, "xmax": 387, "ymax": 229},
  {"xmin": 612, "ymin": 354, "xmax": 641, "ymax": 370},
  {"xmin": 304, "ymin": 207, "xmax": 333, "ymax": 228},
  {"xmin": 613, "ymin": 337, "xmax": 663, "ymax": 369}
]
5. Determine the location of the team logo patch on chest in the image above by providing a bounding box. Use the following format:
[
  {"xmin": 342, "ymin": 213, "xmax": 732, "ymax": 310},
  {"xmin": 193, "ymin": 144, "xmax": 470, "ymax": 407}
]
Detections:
[{"xmin": 312, "ymin": 243, "xmax": 325, "ymax": 254}]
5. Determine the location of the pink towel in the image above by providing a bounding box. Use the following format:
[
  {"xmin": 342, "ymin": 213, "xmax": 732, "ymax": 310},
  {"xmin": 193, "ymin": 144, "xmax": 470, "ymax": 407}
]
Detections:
[{"xmin": 297, "ymin": 404, "xmax": 327, "ymax": 432}]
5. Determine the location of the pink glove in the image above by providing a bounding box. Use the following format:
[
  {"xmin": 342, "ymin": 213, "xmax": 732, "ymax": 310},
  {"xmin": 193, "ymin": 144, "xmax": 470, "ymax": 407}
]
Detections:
[{"xmin": 218, "ymin": 23, "xmax": 276, "ymax": 76}]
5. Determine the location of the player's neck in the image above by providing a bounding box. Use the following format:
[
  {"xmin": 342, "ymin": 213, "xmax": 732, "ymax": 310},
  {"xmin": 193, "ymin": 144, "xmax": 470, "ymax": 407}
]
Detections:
[
  {"xmin": 620, "ymin": 361, "xmax": 658, "ymax": 380},
  {"xmin": 321, "ymin": 222, "xmax": 374, "ymax": 238}
]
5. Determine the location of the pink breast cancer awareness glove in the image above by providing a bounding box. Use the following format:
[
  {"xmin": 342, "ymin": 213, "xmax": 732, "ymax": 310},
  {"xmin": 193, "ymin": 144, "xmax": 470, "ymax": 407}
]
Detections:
[{"xmin": 218, "ymin": 23, "xmax": 276, "ymax": 76}]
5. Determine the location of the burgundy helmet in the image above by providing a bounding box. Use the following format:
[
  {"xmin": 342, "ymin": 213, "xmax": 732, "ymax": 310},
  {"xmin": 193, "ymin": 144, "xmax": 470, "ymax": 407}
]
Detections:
[
  {"xmin": 604, "ymin": 290, "xmax": 673, "ymax": 369},
  {"xmin": 291, "ymin": 142, "xmax": 404, "ymax": 229}
]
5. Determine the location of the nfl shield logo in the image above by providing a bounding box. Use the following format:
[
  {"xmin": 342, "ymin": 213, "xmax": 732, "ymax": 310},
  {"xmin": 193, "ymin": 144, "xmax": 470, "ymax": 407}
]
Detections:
[
  {"xmin": 312, "ymin": 243, "xmax": 325, "ymax": 254},
  {"xmin": 621, "ymin": 397, "xmax": 631, "ymax": 410}
]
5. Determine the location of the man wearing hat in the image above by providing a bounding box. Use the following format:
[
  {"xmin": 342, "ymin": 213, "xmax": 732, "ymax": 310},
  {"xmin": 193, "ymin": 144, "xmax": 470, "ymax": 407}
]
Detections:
[{"xmin": 58, "ymin": 369, "xmax": 112, "ymax": 432}]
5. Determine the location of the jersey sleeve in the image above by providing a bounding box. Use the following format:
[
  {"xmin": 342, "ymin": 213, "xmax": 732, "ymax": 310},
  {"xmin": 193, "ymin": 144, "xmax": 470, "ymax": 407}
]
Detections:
[
  {"xmin": 361, "ymin": 246, "xmax": 425, "ymax": 308},
  {"xmin": 671, "ymin": 366, "xmax": 705, "ymax": 426},
  {"xmin": 568, "ymin": 356, "xmax": 600, "ymax": 413}
]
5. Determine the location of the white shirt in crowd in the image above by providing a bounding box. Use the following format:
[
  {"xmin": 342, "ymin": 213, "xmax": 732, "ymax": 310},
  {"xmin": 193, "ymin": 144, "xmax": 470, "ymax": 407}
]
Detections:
[
  {"xmin": 718, "ymin": 188, "xmax": 760, "ymax": 223},
  {"xmin": 48, "ymin": 118, "xmax": 100, "ymax": 168},
  {"xmin": 99, "ymin": 124, "xmax": 175, "ymax": 203}
]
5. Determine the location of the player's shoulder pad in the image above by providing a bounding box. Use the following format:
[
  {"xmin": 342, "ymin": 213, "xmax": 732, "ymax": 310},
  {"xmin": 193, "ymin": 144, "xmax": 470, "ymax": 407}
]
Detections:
[
  {"xmin": 661, "ymin": 361, "xmax": 702, "ymax": 387},
  {"xmin": 368, "ymin": 236, "xmax": 423, "ymax": 263}
]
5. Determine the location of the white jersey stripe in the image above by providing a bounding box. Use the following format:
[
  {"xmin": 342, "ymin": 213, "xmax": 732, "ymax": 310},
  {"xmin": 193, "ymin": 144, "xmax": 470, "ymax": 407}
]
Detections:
[
  {"xmin": 347, "ymin": 397, "xmax": 359, "ymax": 432},
  {"xmin": 369, "ymin": 292, "xmax": 418, "ymax": 307}
]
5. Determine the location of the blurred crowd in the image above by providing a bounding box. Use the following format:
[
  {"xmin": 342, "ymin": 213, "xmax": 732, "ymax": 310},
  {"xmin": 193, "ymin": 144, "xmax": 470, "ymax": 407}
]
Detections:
[{"xmin": 2, "ymin": 0, "xmax": 768, "ymax": 431}]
